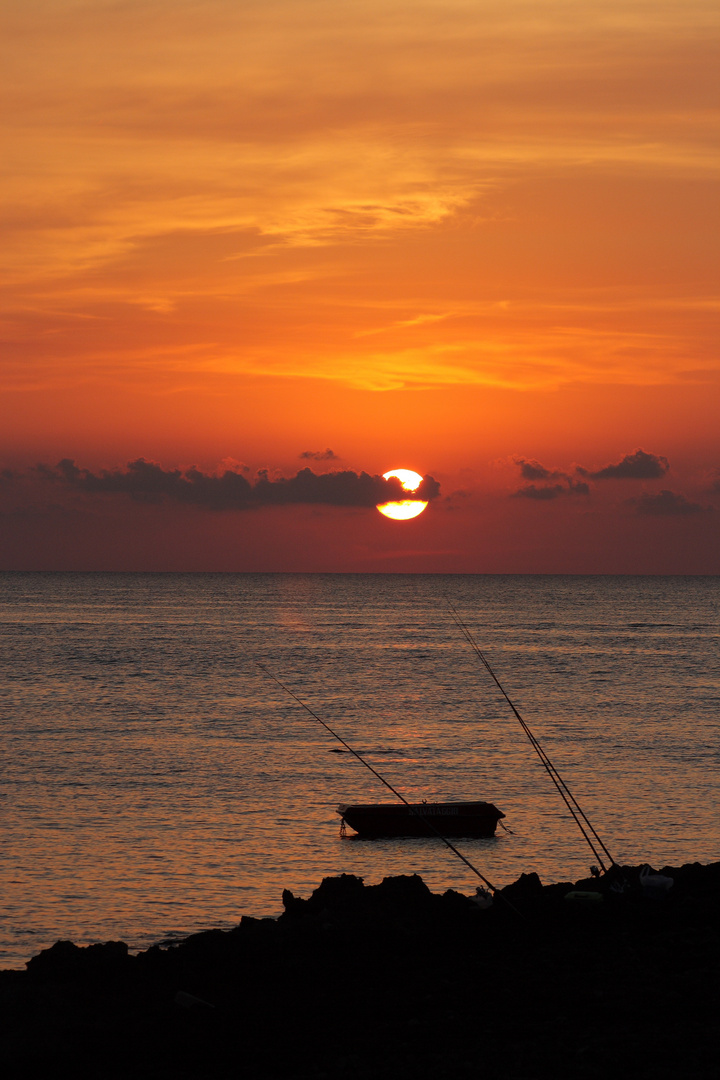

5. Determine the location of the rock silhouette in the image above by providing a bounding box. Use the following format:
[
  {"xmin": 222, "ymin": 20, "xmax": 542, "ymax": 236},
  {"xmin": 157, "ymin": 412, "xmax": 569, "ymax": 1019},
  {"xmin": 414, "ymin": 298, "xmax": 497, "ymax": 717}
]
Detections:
[{"xmin": 3, "ymin": 862, "xmax": 719, "ymax": 1078}]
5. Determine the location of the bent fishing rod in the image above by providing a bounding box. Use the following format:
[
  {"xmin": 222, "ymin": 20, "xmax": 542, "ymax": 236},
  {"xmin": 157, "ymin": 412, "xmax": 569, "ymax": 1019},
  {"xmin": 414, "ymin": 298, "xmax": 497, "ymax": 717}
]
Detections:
[
  {"xmin": 448, "ymin": 605, "xmax": 618, "ymax": 874},
  {"xmin": 254, "ymin": 660, "xmax": 503, "ymax": 898}
]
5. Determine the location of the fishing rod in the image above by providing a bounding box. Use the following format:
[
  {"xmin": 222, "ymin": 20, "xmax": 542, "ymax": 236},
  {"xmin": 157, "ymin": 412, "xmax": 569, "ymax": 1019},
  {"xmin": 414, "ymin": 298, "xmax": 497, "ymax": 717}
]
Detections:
[
  {"xmin": 254, "ymin": 660, "xmax": 503, "ymax": 897},
  {"xmin": 448, "ymin": 605, "xmax": 617, "ymax": 874}
]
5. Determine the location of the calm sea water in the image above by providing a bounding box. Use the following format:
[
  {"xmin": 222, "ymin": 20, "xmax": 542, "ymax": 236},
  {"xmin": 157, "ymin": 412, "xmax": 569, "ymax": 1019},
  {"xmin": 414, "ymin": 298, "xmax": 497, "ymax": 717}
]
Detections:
[{"xmin": 1, "ymin": 573, "xmax": 718, "ymax": 968}]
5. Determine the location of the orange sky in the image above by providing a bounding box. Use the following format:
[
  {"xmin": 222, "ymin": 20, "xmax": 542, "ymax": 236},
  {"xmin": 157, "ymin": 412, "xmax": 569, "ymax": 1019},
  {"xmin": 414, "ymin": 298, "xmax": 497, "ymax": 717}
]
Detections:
[{"xmin": 2, "ymin": 0, "xmax": 718, "ymax": 571}]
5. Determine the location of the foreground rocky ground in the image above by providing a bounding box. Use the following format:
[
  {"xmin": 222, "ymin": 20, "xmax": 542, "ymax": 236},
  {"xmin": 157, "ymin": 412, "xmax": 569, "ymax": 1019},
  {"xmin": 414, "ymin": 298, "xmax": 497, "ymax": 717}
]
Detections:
[{"xmin": 2, "ymin": 862, "xmax": 719, "ymax": 1079}]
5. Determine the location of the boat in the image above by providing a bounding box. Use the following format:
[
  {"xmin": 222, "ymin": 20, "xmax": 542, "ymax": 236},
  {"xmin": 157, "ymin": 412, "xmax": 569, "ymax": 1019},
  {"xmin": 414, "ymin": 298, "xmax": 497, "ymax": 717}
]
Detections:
[{"xmin": 337, "ymin": 800, "xmax": 505, "ymax": 839}]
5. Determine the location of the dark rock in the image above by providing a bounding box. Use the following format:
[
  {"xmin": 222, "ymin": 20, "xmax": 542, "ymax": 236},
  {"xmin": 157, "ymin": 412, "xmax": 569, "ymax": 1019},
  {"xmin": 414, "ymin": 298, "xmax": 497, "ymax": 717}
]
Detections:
[
  {"xmin": 6, "ymin": 863, "xmax": 720, "ymax": 1079},
  {"xmin": 498, "ymin": 870, "xmax": 544, "ymax": 905},
  {"xmin": 370, "ymin": 873, "xmax": 431, "ymax": 905},
  {"xmin": 281, "ymin": 872, "xmax": 366, "ymax": 920},
  {"xmin": 26, "ymin": 938, "xmax": 129, "ymax": 981},
  {"xmin": 439, "ymin": 887, "xmax": 477, "ymax": 912},
  {"xmin": 308, "ymin": 871, "xmax": 365, "ymax": 908}
]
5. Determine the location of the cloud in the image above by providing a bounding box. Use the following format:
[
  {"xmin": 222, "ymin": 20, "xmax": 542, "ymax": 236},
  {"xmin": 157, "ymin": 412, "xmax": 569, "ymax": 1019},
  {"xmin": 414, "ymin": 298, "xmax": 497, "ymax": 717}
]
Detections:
[
  {"xmin": 511, "ymin": 457, "xmax": 589, "ymax": 500},
  {"xmin": 513, "ymin": 483, "xmax": 566, "ymax": 501},
  {"xmin": 36, "ymin": 458, "xmax": 440, "ymax": 511},
  {"xmin": 577, "ymin": 449, "xmax": 669, "ymax": 481},
  {"xmin": 443, "ymin": 488, "xmax": 474, "ymax": 511},
  {"xmin": 218, "ymin": 457, "xmax": 250, "ymax": 474},
  {"xmin": 514, "ymin": 457, "xmax": 558, "ymax": 481},
  {"xmin": 513, "ymin": 479, "xmax": 590, "ymax": 501},
  {"xmin": 299, "ymin": 448, "xmax": 339, "ymax": 461},
  {"xmin": 632, "ymin": 490, "xmax": 713, "ymax": 517}
]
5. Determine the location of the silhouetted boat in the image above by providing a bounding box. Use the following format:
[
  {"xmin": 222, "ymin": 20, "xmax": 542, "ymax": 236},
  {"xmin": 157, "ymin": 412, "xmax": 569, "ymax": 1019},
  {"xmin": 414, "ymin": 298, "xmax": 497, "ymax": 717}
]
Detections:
[{"xmin": 338, "ymin": 800, "xmax": 505, "ymax": 839}]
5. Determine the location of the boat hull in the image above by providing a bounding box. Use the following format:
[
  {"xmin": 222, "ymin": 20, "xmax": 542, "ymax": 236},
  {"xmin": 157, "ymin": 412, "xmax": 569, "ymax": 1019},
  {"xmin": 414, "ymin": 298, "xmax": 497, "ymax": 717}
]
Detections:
[{"xmin": 337, "ymin": 800, "xmax": 505, "ymax": 839}]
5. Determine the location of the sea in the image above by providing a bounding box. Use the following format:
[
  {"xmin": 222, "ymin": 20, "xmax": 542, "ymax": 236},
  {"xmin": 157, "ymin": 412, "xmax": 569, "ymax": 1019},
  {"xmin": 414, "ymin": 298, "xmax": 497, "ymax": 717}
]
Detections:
[{"xmin": 1, "ymin": 573, "xmax": 718, "ymax": 969}]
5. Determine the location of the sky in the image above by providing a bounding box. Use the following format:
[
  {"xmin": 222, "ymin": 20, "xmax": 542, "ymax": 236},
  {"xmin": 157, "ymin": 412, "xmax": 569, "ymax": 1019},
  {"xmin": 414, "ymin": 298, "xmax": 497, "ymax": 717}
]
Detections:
[{"xmin": 1, "ymin": 0, "xmax": 718, "ymax": 572}]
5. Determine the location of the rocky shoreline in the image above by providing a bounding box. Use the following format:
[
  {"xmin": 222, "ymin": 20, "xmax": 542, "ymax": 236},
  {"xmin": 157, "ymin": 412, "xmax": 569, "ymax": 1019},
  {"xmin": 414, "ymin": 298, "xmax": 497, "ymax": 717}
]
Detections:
[{"xmin": 2, "ymin": 861, "xmax": 719, "ymax": 1078}]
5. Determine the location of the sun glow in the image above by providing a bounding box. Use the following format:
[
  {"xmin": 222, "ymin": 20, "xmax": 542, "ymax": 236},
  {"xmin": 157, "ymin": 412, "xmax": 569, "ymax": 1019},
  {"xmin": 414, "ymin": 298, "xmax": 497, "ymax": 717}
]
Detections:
[{"xmin": 377, "ymin": 469, "xmax": 429, "ymax": 521}]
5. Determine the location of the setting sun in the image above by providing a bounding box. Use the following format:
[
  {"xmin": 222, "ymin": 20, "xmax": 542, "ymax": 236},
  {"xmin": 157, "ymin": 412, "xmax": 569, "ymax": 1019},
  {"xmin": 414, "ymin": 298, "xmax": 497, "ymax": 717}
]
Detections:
[{"xmin": 377, "ymin": 469, "xmax": 429, "ymax": 521}]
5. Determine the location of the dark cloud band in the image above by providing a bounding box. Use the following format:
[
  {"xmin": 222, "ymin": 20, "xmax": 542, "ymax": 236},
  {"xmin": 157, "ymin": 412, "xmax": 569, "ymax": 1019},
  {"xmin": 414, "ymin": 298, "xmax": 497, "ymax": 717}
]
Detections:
[
  {"xmin": 299, "ymin": 448, "xmax": 339, "ymax": 461},
  {"xmin": 577, "ymin": 449, "xmax": 669, "ymax": 481},
  {"xmin": 632, "ymin": 490, "xmax": 712, "ymax": 517},
  {"xmin": 511, "ymin": 458, "xmax": 589, "ymax": 499},
  {"xmin": 512, "ymin": 479, "xmax": 589, "ymax": 500},
  {"xmin": 36, "ymin": 459, "xmax": 441, "ymax": 511}
]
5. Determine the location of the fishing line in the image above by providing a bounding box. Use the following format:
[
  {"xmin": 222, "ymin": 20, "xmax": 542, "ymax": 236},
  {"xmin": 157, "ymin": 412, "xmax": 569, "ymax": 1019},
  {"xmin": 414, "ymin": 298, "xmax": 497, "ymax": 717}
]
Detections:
[
  {"xmin": 449, "ymin": 605, "xmax": 616, "ymax": 871},
  {"xmin": 448, "ymin": 605, "xmax": 617, "ymax": 873},
  {"xmin": 254, "ymin": 660, "xmax": 504, "ymax": 897}
]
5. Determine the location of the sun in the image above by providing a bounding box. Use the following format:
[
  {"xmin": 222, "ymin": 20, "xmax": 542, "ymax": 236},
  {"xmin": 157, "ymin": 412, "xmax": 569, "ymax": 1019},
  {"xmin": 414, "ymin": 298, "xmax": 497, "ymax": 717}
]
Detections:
[{"xmin": 377, "ymin": 469, "xmax": 429, "ymax": 521}]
